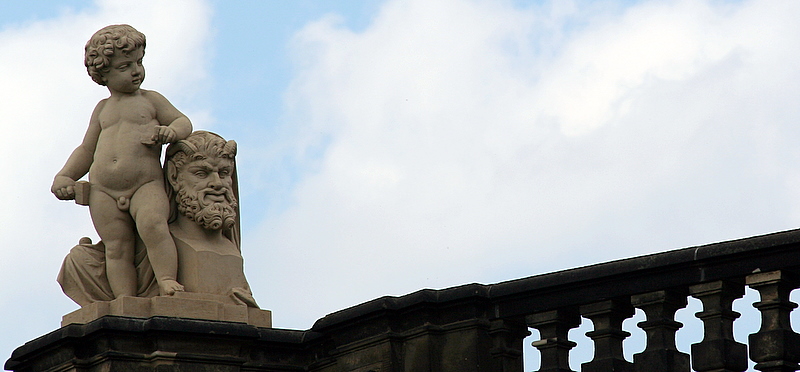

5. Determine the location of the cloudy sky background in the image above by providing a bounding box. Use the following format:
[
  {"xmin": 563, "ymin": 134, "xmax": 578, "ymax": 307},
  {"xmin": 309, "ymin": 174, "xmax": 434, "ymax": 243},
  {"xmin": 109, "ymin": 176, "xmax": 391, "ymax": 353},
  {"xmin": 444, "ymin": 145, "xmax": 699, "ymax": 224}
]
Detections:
[{"xmin": 3, "ymin": 0, "xmax": 800, "ymax": 368}]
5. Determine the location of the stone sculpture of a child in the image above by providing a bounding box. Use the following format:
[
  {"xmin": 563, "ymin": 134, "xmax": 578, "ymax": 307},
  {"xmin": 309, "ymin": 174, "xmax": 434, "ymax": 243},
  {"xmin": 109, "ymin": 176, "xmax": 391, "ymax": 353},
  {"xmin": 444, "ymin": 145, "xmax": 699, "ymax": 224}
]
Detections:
[{"xmin": 51, "ymin": 24, "xmax": 190, "ymax": 297}]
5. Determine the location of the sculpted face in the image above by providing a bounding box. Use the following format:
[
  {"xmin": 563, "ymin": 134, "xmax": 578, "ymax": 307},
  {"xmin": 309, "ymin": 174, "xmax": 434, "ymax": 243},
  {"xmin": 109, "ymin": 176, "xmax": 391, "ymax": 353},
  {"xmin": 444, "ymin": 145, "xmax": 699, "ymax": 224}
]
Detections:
[
  {"xmin": 101, "ymin": 46, "xmax": 144, "ymax": 93},
  {"xmin": 174, "ymin": 155, "xmax": 237, "ymax": 230}
]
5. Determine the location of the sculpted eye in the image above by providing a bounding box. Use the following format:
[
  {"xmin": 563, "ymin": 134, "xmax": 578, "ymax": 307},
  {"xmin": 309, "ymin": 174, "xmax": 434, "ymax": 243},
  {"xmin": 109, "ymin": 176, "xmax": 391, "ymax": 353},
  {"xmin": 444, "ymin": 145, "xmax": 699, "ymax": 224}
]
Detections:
[
  {"xmin": 194, "ymin": 170, "xmax": 208, "ymax": 178},
  {"xmin": 219, "ymin": 169, "xmax": 230, "ymax": 177}
]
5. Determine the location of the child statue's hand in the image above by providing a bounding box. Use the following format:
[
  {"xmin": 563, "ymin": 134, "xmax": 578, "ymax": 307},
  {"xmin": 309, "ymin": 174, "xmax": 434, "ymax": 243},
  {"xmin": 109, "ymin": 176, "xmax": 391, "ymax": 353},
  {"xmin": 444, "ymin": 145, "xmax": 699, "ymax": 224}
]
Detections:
[
  {"xmin": 142, "ymin": 126, "xmax": 178, "ymax": 146},
  {"xmin": 52, "ymin": 175, "xmax": 77, "ymax": 200},
  {"xmin": 155, "ymin": 125, "xmax": 178, "ymax": 144}
]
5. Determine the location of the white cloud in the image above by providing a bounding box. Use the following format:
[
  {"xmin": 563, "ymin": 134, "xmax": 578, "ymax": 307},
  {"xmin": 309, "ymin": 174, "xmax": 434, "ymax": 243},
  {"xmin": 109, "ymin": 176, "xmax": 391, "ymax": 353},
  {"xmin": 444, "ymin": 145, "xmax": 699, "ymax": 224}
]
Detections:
[
  {"xmin": 252, "ymin": 0, "xmax": 800, "ymax": 331},
  {"xmin": 6, "ymin": 0, "xmax": 800, "ymax": 366},
  {"xmin": 0, "ymin": 0, "xmax": 212, "ymax": 359}
]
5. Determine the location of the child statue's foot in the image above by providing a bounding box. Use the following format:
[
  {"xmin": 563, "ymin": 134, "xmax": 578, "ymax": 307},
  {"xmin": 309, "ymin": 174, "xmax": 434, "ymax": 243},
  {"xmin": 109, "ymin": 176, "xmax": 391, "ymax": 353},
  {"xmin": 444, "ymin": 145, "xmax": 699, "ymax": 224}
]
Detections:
[{"xmin": 160, "ymin": 280, "xmax": 185, "ymax": 296}]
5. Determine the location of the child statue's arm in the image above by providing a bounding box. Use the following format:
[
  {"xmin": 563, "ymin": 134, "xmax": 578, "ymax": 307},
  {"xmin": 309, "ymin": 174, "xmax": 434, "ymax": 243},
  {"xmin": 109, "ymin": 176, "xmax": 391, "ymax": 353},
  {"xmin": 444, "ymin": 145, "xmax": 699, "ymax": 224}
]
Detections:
[
  {"xmin": 51, "ymin": 101, "xmax": 104, "ymax": 200},
  {"xmin": 144, "ymin": 91, "xmax": 192, "ymax": 145}
]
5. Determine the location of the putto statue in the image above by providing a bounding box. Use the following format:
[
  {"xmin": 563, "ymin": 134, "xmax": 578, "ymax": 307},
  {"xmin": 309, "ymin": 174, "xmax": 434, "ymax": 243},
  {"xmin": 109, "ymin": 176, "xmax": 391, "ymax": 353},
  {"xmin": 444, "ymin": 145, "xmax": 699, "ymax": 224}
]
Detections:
[
  {"xmin": 53, "ymin": 25, "xmax": 266, "ymax": 326},
  {"xmin": 52, "ymin": 24, "xmax": 190, "ymax": 297}
]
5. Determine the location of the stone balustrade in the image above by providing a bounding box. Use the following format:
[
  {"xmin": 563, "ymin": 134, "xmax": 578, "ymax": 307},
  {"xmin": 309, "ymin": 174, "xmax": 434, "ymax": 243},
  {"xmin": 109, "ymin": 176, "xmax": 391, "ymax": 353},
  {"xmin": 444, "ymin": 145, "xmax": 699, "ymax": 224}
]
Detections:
[{"xmin": 8, "ymin": 229, "xmax": 800, "ymax": 371}]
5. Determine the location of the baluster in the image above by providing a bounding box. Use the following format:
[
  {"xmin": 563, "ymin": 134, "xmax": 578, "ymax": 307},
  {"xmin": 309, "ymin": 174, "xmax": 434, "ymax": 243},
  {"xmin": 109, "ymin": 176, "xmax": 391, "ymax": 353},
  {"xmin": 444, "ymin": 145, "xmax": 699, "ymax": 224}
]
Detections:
[
  {"xmin": 579, "ymin": 298, "xmax": 635, "ymax": 372},
  {"xmin": 689, "ymin": 280, "xmax": 747, "ymax": 372},
  {"xmin": 489, "ymin": 318, "xmax": 530, "ymax": 372},
  {"xmin": 527, "ymin": 308, "xmax": 581, "ymax": 372},
  {"xmin": 630, "ymin": 289, "xmax": 690, "ymax": 372},
  {"xmin": 746, "ymin": 270, "xmax": 800, "ymax": 372}
]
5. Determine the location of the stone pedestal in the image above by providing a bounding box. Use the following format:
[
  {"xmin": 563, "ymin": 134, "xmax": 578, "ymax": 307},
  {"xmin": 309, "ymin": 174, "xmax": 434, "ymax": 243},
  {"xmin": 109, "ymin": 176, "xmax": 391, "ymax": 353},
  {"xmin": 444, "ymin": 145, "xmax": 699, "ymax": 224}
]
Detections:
[
  {"xmin": 61, "ymin": 292, "xmax": 271, "ymax": 327},
  {"xmin": 4, "ymin": 316, "xmax": 307, "ymax": 372}
]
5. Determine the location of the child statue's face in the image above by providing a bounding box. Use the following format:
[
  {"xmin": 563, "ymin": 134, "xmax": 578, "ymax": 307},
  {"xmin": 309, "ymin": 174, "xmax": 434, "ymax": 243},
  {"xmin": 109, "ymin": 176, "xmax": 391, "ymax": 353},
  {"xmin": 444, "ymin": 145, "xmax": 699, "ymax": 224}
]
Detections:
[{"xmin": 101, "ymin": 46, "xmax": 145, "ymax": 94}]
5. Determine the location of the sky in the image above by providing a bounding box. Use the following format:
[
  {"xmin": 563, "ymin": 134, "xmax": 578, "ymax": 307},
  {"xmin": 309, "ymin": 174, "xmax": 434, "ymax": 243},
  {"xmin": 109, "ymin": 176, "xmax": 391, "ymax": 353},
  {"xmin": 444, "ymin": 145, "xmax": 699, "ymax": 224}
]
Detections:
[{"xmin": 2, "ymin": 0, "xmax": 800, "ymax": 369}]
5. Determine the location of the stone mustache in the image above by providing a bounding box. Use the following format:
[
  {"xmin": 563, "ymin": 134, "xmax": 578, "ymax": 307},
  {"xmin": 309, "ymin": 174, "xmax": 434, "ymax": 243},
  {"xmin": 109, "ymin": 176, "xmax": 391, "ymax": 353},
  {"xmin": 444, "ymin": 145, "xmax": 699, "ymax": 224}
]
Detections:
[{"xmin": 57, "ymin": 131, "xmax": 259, "ymax": 309}]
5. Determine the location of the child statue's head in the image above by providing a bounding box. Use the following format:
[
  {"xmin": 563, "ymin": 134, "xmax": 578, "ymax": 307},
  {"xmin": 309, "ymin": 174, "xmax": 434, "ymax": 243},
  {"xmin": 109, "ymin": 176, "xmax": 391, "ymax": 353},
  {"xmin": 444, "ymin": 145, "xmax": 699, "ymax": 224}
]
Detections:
[{"xmin": 85, "ymin": 24, "xmax": 146, "ymax": 86}]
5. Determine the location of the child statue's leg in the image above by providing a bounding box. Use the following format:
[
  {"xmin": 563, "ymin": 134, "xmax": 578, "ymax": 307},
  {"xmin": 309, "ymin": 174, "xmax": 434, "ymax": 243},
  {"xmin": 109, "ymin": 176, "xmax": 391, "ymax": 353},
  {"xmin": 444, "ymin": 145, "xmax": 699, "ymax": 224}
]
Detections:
[
  {"xmin": 89, "ymin": 191, "xmax": 137, "ymax": 298},
  {"xmin": 130, "ymin": 181, "xmax": 184, "ymax": 296}
]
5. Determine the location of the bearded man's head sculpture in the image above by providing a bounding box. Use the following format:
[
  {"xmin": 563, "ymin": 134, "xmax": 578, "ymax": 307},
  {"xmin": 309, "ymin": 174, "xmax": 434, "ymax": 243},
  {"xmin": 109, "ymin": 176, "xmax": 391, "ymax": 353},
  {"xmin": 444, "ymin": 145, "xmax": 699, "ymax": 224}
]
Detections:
[{"xmin": 165, "ymin": 131, "xmax": 239, "ymax": 233}]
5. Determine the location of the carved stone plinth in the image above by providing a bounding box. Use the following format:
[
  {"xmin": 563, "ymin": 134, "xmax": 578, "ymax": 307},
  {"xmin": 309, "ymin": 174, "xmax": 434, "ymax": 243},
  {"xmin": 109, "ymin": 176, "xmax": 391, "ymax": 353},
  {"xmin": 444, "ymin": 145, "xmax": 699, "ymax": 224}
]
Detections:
[
  {"xmin": 61, "ymin": 292, "xmax": 271, "ymax": 328},
  {"xmin": 5, "ymin": 316, "xmax": 303, "ymax": 372}
]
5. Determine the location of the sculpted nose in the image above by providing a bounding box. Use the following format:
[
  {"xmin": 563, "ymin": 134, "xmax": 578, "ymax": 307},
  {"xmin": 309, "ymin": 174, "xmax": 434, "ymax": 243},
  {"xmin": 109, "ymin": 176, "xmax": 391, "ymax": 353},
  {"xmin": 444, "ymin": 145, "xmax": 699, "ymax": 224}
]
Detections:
[{"xmin": 208, "ymin": 172, "xmax": 223, "ymax": 189}]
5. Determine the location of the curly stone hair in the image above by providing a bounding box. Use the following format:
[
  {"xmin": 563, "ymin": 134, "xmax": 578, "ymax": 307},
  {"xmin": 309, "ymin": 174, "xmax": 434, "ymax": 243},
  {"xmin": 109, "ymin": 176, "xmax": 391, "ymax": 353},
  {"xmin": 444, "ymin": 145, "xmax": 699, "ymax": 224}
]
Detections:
[
  {"xmin": 84, "ymin": 24, "xmax": 146, "ymax": 86},
  {"xmin": 166, "ymin": 131, "xmax": 237, "ymax": 172}
]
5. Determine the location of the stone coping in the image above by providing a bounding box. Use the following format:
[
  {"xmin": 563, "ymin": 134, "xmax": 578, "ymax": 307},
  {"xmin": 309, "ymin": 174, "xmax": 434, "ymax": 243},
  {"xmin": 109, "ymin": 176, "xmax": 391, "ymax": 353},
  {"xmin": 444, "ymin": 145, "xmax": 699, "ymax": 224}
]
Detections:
[
  {"xmin": 62, "ymin": 291, "xmax": 271, "ymax": 328},
  {"xmin": 312, "ymin": 228, "xmax": 800, "ymax": 330}
]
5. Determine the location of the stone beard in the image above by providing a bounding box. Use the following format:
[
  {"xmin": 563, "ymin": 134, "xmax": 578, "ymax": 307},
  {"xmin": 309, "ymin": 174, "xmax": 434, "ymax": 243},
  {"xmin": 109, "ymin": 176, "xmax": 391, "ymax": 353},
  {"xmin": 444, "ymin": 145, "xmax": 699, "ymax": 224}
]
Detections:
[{"xmin": 175, "ymin": 181, "xmax": 237, "ymax": 230}]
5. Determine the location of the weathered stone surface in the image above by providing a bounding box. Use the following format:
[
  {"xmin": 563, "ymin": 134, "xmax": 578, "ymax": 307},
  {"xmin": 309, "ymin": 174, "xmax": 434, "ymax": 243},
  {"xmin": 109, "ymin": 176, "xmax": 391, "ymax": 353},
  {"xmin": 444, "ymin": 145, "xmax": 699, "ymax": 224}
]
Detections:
[
  {"xmin": 689, "ymin": 280, "xmax": 747, "ymax": 372},
  {"xmin": 53, "ymin": 25, "xmax": 262, "ymax": 316},
  {"xmin": 61, "ymin": 293, "xmax": 272, "ymax": 328},
  {"xmin": 57, "ymin": 130, "xmax": 263, "ymax": 312},
  {"xmin": 13, "ymin": 217, "xmax": 800, "ymax": 370},
  {"xmin": 53, "ymin": 24, "xmax": 192, "ymax": 298},
  {"xmin": 6, "ymin": 317, "xmax": 302, "ymax": 372}
]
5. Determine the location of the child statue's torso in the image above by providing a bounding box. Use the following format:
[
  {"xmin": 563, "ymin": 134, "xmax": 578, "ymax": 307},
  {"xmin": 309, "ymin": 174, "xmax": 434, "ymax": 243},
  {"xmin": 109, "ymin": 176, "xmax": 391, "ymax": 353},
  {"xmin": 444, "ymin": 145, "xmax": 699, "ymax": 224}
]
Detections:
[{"xmin": 90, "ymin": 92, "xmax": 164, "ymax": 192}]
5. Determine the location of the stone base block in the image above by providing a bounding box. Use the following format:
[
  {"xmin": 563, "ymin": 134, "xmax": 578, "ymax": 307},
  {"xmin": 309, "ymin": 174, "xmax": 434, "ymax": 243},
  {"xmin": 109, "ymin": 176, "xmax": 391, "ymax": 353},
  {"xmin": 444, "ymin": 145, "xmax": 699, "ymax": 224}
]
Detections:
[
  {"xmin": 62, "ymin": 292, "xmax": 271, "ymax": 327},
  {"xmin": 5, "ymin": 316, "xmax": 309, "ymax": 372}
]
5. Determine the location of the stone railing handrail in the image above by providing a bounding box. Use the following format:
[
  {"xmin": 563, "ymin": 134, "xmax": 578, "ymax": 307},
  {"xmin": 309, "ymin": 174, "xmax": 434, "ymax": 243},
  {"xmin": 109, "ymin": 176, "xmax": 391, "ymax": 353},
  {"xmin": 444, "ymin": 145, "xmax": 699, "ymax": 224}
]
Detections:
[{"xmin": 314, "ymin": 228, "xmax": 800, "ymax": 325}]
